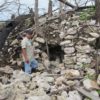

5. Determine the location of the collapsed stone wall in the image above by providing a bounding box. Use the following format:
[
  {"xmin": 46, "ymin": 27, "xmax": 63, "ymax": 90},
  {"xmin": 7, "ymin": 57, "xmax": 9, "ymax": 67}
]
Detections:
[
  {"xmin": 0, "ymin": 12, "xmax": 100, "ymax": 70},
  {"xmin": 32, "ymin": 14, "xmax": 100, "ymax": 69},
  {"xmin": 0, "ymin": 12, "xmax": 100, "ymax": 100}
]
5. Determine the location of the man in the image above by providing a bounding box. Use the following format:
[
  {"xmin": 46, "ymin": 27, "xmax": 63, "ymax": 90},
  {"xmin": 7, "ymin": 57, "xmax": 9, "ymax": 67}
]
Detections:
[{"xmin": 21, "ymin": 30, "xmax": 38, "ymax": 74}]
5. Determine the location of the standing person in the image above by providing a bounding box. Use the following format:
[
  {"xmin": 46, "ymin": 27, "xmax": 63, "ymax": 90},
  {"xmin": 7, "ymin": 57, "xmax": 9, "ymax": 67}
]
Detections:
[{"xmin": 21, "ymin": 30, "xmax": 38, "ymax": 74}]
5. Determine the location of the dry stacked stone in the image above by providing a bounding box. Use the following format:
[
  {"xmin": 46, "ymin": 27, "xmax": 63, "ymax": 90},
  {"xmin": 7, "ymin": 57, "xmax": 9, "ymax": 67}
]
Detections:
[{"xmin": 59, "ymin": 16, "xmax": 79, "ymax": 68}]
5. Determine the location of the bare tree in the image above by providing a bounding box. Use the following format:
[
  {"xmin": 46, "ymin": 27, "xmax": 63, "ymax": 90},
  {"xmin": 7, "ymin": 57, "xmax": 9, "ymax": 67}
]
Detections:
[
  {"xmin": 16, "ymin": 0, "xmax": 21, "ymax": 15},
  {"xmin": 0, "ymin": 0, "xmax": 15, "ymax": 12},
  {"xmin": 48, "ymin": 0, "xmax": 52, "ymax": 17},
  {"xmin": 95, "ymin": 0, "xmax": 100, "ymax": 24},
  {"xmin": 34, "ymin": 0, "xmax": 39, "ymax": 34},
  {"xmin": 58, "ymin": 0, "xmax": 95, "ymax": 11}
]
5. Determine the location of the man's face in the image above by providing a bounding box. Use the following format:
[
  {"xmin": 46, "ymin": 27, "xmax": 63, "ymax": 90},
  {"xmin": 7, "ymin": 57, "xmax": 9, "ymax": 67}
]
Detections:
[{"xmin": 26, "ymin": 34, "xmax": 32, "ymax": 39}]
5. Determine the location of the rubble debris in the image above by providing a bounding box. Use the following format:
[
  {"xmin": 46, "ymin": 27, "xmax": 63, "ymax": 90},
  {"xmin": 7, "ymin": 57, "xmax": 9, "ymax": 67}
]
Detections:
[{"xmin": 0, "ymin": 9, "xmax": 100, "ymax": 100}]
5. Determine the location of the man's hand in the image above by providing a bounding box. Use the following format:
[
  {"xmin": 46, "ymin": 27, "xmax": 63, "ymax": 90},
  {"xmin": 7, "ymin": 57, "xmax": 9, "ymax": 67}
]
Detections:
[{"xmin": 25, "ymin": 59, "xmax": 29, "ymax": 64}]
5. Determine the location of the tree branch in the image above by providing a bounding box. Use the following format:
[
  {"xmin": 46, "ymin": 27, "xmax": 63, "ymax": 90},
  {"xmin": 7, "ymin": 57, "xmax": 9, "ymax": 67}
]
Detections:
[{"xmin": 58, "ymin": 0, "xmax": 95, "ymax": 11}]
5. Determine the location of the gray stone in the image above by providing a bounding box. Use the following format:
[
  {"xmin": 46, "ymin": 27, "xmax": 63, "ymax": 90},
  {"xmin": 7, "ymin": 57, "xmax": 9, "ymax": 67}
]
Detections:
[
  {"xmin": 60, "ymin": 40, "xmax": 71, "ymax": 46},
  {"xmin": 90, "ymin": 91, "xmax": 99, "ymax": 97},
  {"xmin": 64, "ymin": 69, "xmax": 80, "ymax": 77},
  {"xmin": 87, "ymin": 38, "xmax": 96, "ymax": 42},
  {"xmin": 55, "ymin": 76, "xmax": 65, "ymax": 86},
  {"xmin": 15, "ymin": 93, "xmax": 25, "ymax": 100},
  {"xmin": 86, "ymin": 68, "xmax": 96, "ymax": 77},
  {"xmin": 35, "ymin": 37, "xmax": 45, "ymax": 43},
  {"xmin": 44, "ymin": 77, "xmax": 54, "ymax": 83},
  {"xmin": 77, "ymin": 54, "xmax": 92, "ymax": 64},
  {"xmin": 64, "ymin": 35, "xmax": 76, "ymax": 39},
  {"xmin": 64, "ymin": 56, "xmax": 76, "ymax": 65},
  {"xmin": 33, "ymin": 42, "xmax": 39, "ymax": 47},
  {"xmin": 59, "ymin": 32, "xmax": 65, "ymax": 39},
  {"xmin": 36, "ymin": 76, "xmax": 51, "ymax": 91},
  {"xmin": 89, "ymin": 32, "xmax": 99, "ymax": 38},
  {"xmin": 12, "ymin": 71, "xmax": 31, "ymax": 83},
  {"xmin": 83, "ymin": 79, "xmax": 100, "ymax": 90},
  {"xmin": 28, "ymin": 95, "xmax": 51, "ymax": 100},
  {"xmin": 76, "ymin": 45, "xmax": 92, "ymax": 53},
  {"xmin": 67, "ymin": 28, "xmax": 77, "ymax": 35},
  {"xmin": 67, "ymin": 91, "xmax": 82, "ymax": 100},
  {"xmin": 64, "ymin": 47, "xmax": 75, "ymax": 54},
  {"xmin": 97, "ymin": 74, "xmax": 100, "ymax": 85},
  {"xmin": 29, "ymin": 87, "xmax": 46, "ymax": 96},
  {"xmin": 72, "ymin": 21, "xmax": 79, "ymax": 26},
  {"xmin": 11, "ymin": 39, "xmax": 19, "ymax": 46}
]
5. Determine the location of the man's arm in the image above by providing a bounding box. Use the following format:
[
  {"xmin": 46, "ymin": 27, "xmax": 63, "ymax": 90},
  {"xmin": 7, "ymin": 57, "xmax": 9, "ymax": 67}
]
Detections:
[{"xmin": 22, "ymin": 48, "xmax": 29, "ymax": 63}]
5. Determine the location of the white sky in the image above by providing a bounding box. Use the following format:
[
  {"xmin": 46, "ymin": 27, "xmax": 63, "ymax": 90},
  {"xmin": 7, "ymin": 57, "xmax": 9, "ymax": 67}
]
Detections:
[
  {"xmin": 0, "ymin": 0, "xmax": 94, "ymax": 20},
  {"xmin": 0, "ymin": 0, "xmax": 50, "ymax": 20}
]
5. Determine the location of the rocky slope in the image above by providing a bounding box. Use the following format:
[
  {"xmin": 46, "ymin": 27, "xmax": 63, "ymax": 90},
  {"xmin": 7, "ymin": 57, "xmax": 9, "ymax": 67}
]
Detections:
[{"xmin": 0, "ymin": 10, "xmax": 100, "ymax": 100}]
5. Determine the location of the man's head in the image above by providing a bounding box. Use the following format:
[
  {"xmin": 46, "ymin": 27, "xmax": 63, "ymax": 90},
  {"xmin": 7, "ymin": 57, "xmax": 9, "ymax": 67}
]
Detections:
[{"xmin": 24, "ymin": 30, "xmax": 33, "ymax": 39}]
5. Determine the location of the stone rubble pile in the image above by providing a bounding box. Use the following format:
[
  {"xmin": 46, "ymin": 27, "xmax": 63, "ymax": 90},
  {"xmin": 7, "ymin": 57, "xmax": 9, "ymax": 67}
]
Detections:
[
  {"xmin": 0, "ymin": 11, "xmax": 100, "ymax": 100},
  {"xmin": 1, "ymin": 12, "xmax": 100, "ymax": 69},
  {"xmin": 0, "ymin": 68, "xmax": 100, "ymax": 100}
]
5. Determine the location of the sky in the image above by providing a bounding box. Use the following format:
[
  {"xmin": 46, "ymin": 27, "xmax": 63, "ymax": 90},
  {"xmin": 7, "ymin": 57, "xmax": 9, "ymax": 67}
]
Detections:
[
  {"xmin": 0, "ymin": 0, "xmax": 50, "ymax": 20},
  {"xmin": 0, "ymin": 0, "xmax": 94, "ymax": 21}
]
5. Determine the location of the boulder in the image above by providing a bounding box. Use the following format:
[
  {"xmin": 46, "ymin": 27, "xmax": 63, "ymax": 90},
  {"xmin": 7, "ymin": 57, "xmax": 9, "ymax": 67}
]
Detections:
[
  {"xmin": 12, "ymin": 71, "xmax": 31, "ymax": 83},
  {"xmin": 77, "ymin": 54, "xmax": 92, "ymax": 64},
  {"xmin": 97, "ymin": 74, "xmax": 100, "ymax": 85},
  {"xmin": 11, "ymin": 39, "xmax": 19, "ymax": 46},
  {"xmin": 33, "ymin": 42, "xmax": 39, "ymax": 47},
  {"xmin": 76, "ymin": 45, "xmax": 92, "ymax": 53},
  {"xmin": 83, "ymin": 79, "xmax": 100, "ymax": 90},
  {"xmin": 35, "ymin": 37, "xmax": 45, "ymax": 43},
  {"xmin": 36, "ymin": 78, "xmax": 51, "ymax": 91},
  {"xmin": 89, "ymin": 32, "xmax": 99, "ymax": 38},
  {"xmin": 90, "ymin": 91, "xmax": 99, "ymax": 97},
  {"xmin": 64, "ymin": 47, "xmax": 75, "ymax": 54},
  {"xmin": 64, "ymin": 69, "xmax": 80, "ymax": 77},
  {"xmin": 86, "ymin": 68, "xmax": 96, "ymax": 78},
  {"xmin": 87, "ymin": 38, "xmax": 96, "ymax": 42},
  {"xmin": 72, "ymin": 21, "xmax": 79, "ymax": 26},
  {"xmin": 64, "ymin": 35, "xmax": 76, "ymax": 39},
  {"xmin": 59, "ymin": 32, "xmax": 65, "ymax": 39},
  {"xmin": 15, "ymin": 93, "xmax": 25, "ymax": 100},
  {"xmin": 67, "ymin": 91, "xmax": 82, "ymax": 100},
  {"xmin": 29, "ymin": 87, "xmax": 46, "ymax": 96},
  {"xmin": 61, "ymin": 20, "xmax": 68, "ymax": 26},
  {"xmin": 28, "ymin": 95, "xmax": 51, "ymax": 100},
  {"xmin": 44, "ymin": 77, "xmax": 54, "ymax": 83},
  {"xmin": 0, "ymin": 65, "xmax": 13, "ymax": 74},
  {"xmin": 17, "ymin": 60, "xmax": 22, "ymax": 67},
  {"xmin": 60, "ymin": 40, "xmax": 71, "ymax": 46},
  {"xmin": 64, "ymin": 56, "xmax": 76, "ymax": 65},
  {"xmin": 55, "ymin": 76, "xmax": 65, "ymax": 86},
  {"xmin": 29, "ymin": 80, "xmax": 37, "ymax": 90},
  {"xmin": 67, "ymin": 28, "xmax": 77, "ymax": 35}
]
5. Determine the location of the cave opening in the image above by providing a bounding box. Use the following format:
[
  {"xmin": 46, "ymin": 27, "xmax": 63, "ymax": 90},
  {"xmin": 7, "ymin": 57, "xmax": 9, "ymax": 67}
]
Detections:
[{"xmin": 45, "ymin": 44, "xmax": 64, "ymax": 63}]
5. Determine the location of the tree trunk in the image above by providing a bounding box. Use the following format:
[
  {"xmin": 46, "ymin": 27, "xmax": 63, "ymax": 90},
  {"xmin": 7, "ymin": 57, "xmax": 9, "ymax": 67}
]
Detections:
[
  {"xmin": 59, "ymin": 0, "xmax": 66, "ymax": 20},
  {"xmin": 48, "ymin": 0, "xmax": 52, "ymax": 17},
  {"xmin": 95, "ymin": 0, "xmax": 100, "ymax": 24},
  {"xmin": 34, "ymin": 0, "xmax": 39, "ymax": 34}
]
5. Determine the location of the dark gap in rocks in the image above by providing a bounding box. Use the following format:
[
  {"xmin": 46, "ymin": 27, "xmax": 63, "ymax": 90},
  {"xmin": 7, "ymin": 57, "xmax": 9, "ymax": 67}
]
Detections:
[
  {"xmin": 43, "ymin": 44, "xmax": 64, "ymax": 63},
  {"xmin": 95, "ymin": 37, "xmax": 100, "ymax": 49}
]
